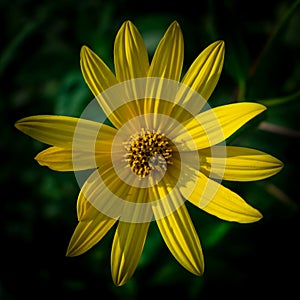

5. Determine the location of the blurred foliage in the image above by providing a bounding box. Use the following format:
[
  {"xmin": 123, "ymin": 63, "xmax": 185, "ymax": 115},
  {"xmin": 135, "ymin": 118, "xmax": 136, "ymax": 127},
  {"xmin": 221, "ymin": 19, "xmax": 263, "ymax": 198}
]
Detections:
[{"xmin": 1, "ymin": 0, "xmax": 300, "ymax": 299}]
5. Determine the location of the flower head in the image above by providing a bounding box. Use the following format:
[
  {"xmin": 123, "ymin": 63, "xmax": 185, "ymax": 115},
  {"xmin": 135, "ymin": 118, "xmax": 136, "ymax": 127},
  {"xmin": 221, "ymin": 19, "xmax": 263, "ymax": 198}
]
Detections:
[{"xmin": 15, "ymin": 20, "xmax": 283, "ymax": 286}]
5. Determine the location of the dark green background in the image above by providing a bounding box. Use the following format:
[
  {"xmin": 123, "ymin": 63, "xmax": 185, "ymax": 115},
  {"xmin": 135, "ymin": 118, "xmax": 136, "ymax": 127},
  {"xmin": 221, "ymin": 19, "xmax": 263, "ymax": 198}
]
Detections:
[{"xmin": 1, "ymin": 0, "xmax": 300, "ymax": 299}]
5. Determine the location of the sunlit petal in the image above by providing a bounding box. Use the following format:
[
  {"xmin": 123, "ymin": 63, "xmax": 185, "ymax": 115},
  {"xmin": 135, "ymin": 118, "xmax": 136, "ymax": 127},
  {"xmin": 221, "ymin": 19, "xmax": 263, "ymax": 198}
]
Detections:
[
  {"xmin": 35, "ymin": 146, "xmax": 105, "ymax": 171},
  {"xmin": 143, "ymin": 21, "xmax": 184, "ymax": 120},
  {"xmin": 152, "ymin": 187, "xmax": 204, "ymax": 275},
  {"xmin": 81, "ymin": 46, "xmax": 136, "ymax": 127},
  {"xmin": 66, "ymin": 211, "xmax": 117, "ymax": 257},
  {"xmin": 77, "ymin": 189, "xmax": 102, "ymax": 222},
  {"xmin": 148, "ymin": 21, "xmax": 183, "ymax": 80},
  {"xmin": 15, "ymin": 115, "xmax": 116, "ymax": 147},
  {"xmin": 114, "ymin": 20, "xmax": 149, "ymax": 81},
  {"xmin": 172, "ymin": 103, "xmax": 266, "ymax": 150},
  {"xmin": 181, "ymin": 40, "xmax": 224, "ymax": 100},
  {"xmin": 80, "ymin": 45, "xmax": 118, "ymax": 97},
  {"xmin": 199, "ymin": 146, "xmax": 284, "ymax": 181},
  {"xmin": 111, "ymin": 221, "xmax": 150, "ymax": 286},
  {"xmin": 180, "ymin": 171, "xmax": 262, "ymax": 223}
]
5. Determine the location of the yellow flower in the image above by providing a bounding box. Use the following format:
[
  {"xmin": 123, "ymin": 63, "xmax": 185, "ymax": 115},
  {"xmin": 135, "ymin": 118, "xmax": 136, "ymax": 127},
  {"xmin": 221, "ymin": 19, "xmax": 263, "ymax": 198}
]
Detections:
[{"xmin": 15, "ymin": 20, "xmax": 283, "ymax": 286}]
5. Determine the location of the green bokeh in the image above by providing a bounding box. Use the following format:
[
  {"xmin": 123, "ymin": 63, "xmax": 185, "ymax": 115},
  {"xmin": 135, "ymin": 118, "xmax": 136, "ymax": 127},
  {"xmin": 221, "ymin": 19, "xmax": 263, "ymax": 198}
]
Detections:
[{"xmin": 1, "ymin": 0, "xmax": 300, "ymax": 299}]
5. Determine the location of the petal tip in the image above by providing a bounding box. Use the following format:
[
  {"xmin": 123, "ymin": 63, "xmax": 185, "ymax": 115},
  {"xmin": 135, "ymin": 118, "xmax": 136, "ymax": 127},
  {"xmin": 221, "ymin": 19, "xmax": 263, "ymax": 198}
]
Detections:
[
  {"xmin": 34, "ymin": 153, "xmax": 43, "ymax": 165},
  {"xmin": 169, "ymin": 20, "xmax": 182, "ymax": 35},
  {"xmin": 112, "ymin": 270, "xmax": 131, "ymax": 287},
  {"xmin": 80, "ymin": 45, "xmax": 91, "ymax": 57},
  {"xmin": 274, "ymin": 157, "xmax": 284, "ymax": 173},
  {"xmin": 121, "ymin": 19, "xmax": 135, "ymax": 32},
  {"xmin": 113, "ymin": 278, "xmax": 126, "ymax": 287},
  {"xmin": 123, "ymin": 19, "xmax": 132, "ymax": 25},
  {"xmin": 14, "ymin": 117, "xmax": 27, "ymax": 131},
  {"xmin": 256, "ymin": 210, "xmax": 263, "ymax": 220},
  {"xmin": 170, "ymin": 20, "xmax": 180, "ymax": 28},
  {"xmin": 259, "ymin": 103, "xmax": 267, "ymax": 111},
  {"xmin": 66, "ymin": 242, "xmax": 82, "ymax": 257},
  {"xmin": 14, "ymin": 120, "xmax": 21, "ymax": 130},
  {"xmin": 247, "ymin": 208, "xmax": 263, "ymax": 223},
  {"xmin": 65, "ymin": 247, "xmax": 75, "ymax": 257},
  {"xmin": 192, "ymin": 261, "xmax": 205, "ymax": 276},
  {"xmin": 279, "ymin": 160, "xmax": 284, "ymax": 169},
  {"xmin": 212, "ymin": 40, "xmax": 225, "ymax": 51},
  {"xmin": 217, "ymin": 40, "xmax": 225, "ymax": 54}
]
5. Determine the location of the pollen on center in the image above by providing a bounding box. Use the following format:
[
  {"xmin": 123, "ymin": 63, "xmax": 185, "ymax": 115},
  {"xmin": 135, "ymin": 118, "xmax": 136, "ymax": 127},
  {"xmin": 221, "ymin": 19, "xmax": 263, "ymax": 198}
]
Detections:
[{"xmin": 124, "ymin": 129, "xmax": 173, "ymax": 178}]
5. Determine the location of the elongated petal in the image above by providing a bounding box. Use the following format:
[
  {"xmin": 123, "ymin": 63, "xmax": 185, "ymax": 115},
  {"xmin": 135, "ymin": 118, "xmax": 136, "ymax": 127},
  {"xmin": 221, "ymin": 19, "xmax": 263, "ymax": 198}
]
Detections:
[
  {"xmin": 15, "ymin": 115, "xmax": 116, "ymax": 147},
  {"xmin": 80, "ymin": 45, "xmax": 118, "ymax": 97},
  {"xmin": 77, "ymin": 189, "xmax": 102, "ymax": 222},
  {"xmin": 66, "ymin": 211, "xmax": 117, "ymax": 256},
  {"xmin": 114, "ymin": 20, "xmax": 149, "ymax": 81},
  {"xmin": 80, "ymin": 46, "xmax": 130, "ymax": 128},
  {"xmin": 35, "ymin": 147, "xmax": 74, "ymax": 171},
  {"xmin": 180, "ymin": 171, "xmax": 262, "ymax": 223},
  {"xmin": 35, "ymin": 146, "xmax": 102, "ymax": 171},
  {"xmin": 15, "ymin": 115, "xmax": 79, "ymax": 147},
  {"xmin": 111, "ymin": 221, "xmax": 150, "ymax": 286},
  {"xmin": 199, "ymin": 146, "xmax": 284, "ymax": 181},
  {"xmin": 181, "ymin": 40, "xmax": 224, "ymax": 100},
  {"xmin": 143, "ymin": 21, "xmax": 184, "ymax": 120},
  {"xmin": 78, "ymin": 166, "xmax": 155, "ymax": 223},
  {"xmin": 78, "ymin": 169, "xmax": 123, "ymax": 221},
  {"xmin": 77, "ymin": 159, "xmax": 153, "ymax": 223},
  {"xmin": 172, "ymin": 103, "xmax": 266, "ymax": 150},
  {"xmin": 152, "ymin": 187, "xmax": 204, "ymax": 275},
  {"xmin": 34, "ymin": 126, "xmax": 115, "ymax": 171},
  {"xmin": 148, "ymin": 21, "xmax": 183, "ymax": 80}
]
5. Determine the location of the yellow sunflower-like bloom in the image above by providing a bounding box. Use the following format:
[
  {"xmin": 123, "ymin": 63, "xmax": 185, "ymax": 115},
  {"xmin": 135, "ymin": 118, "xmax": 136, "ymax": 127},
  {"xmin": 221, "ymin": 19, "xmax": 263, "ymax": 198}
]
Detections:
[{"xmin": 15, "ymin": 20, "xmax": 283, "ymax": 286}]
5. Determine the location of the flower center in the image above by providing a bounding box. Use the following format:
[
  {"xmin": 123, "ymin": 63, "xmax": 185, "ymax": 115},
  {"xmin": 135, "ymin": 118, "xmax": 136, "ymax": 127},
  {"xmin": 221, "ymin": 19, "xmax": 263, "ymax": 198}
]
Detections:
[{"xmin": 125, "ymin": 129, "xmax": 173, "ymax": 178}]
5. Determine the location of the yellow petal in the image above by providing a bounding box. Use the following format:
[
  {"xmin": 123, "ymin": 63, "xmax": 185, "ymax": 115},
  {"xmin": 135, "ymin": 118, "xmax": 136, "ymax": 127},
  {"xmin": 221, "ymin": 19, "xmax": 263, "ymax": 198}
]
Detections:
[
  {"xmin": 66, "ymin": 211, "xmax": 117, "ymax": 257},
  {"xmin": 181, "ymin": 40, "xmax": 224, "ymax": 100},
  {"xmin": 35, "ymin": 146, "xmax": 104, "ymax": 171},
  {"xmin": 77, "ymin": 189, "xmax": 101, "ymax": 222},
  {"xmin": 77, "ymin": 165, "xmax": 144, "ymax": 223},
  {"xmin": 15, "ymin": 115, "xmax": 116, "ymax": 147},
  {"xmin": 180, "ymin": 171, "xmax": 262, "ymax": 223},
  {"xmin": 199, "ymin": 146, "xmax": 284, "ymax": 181},
  {"xmin": 143, "ymin": 21, "xmax": 184, "ymax": 120},
  {"xmin": 152, "ymin": 188, "xmax": 204, "ymax": 275},
  {"xmin": 79, "ymin": 168, "xmax": 154, "ymax": 223},
  {"xmin": 79, "ymin": 169, "xmax": 123, "ymax": 221},
  {"xmin": 80, "ymin": 46, "xmax": 131, "ymax": 128},
  {"xmin": 80, "ymin": 45, "xmax": 118, "ymax": 97},
  {"xmin": 148, "ymin": 21, "xmax": 184, "ymax": 80},
  {"xmin": 172, "ymin": 103, "xmax": 266, "ymax": 150},
  {"xmin": 114, "ymin": 20, "xmax": 149, "ymax": 81},
  {"xmin": 111, "ymin": 221, "xmax": 150, "ymax": 286},
  {"xmin": 15, "ymin": 115, "xmax": 78, "ymax": 147}
]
